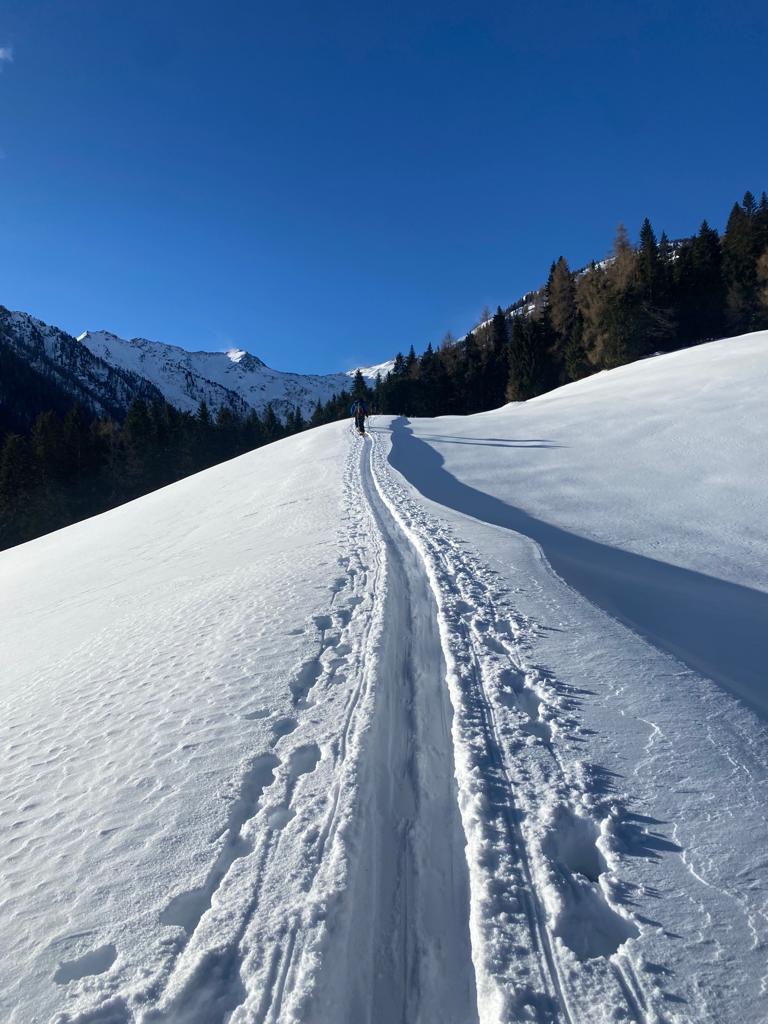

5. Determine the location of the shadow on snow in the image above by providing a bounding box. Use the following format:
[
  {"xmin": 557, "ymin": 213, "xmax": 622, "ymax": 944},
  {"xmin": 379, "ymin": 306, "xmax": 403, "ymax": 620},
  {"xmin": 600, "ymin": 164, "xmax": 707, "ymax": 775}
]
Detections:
[{"xmin": 386, "ymin": 417, "xmax": 768, "ymax": 718}]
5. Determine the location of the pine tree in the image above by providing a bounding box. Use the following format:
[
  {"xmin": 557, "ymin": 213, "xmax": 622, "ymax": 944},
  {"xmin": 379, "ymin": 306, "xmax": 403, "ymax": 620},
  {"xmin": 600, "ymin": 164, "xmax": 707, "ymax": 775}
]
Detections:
[
  {"xmin": 506, "ymin": 319, "xmax": 542, "ymax": 401},
  {"xmin": 0, "ymin": 433, "xmax": 34, "ymax": 546},
  {"xmin": 351, "ymin": 369, "xmax": 368, "ymax": 401},
  {"xmin": 547, "ymin": 258, "xmax": 577, "ymax": 340},
  {"xmin": 675, "ymin": 221, "xmax": 726, "ymax": 343},
  {"xmin": 30, "ymin": 410, "xmax": 65, "ymax": 489},
  {"xmin": 757, "ymin": 248, "xmax": 768, "ymax": 316},
  {"xmin": 546, "ymin": 257, "xmax": 578, "ymax": 381},
  {"xmin": 197, "ymin": 400, "xmax": 211, "ymax": 427},
  {"xmin": 564, "ymin": 316, "xmax": 590, "ymax": 381},
  {"xmin": 309, "ymin": 400, "xmax": 324, "ymax": 429},
  {"xmin": 637, "ymin": 218, "xmax": 662, "ymax": 303},
  {"xmin": 575, "ymin": 262, "xmax": 611, "ymax": 366},
  {"xmin": 483, "ymin": 306, "xmax": 509, "ymax": 408},
  {"xmin": 722, "ymin": 195, "xmax": 762, "ymax": 331},
  {"xmin": 262, "ymin": 404, "xmax": 282, "ymax": 443},
  {"xmin": 286, "ymin": 405, "xmax": 305, "ymax": 433},
  {"xmin": 461, "ymin": 331, "xmax": 484, "ymax": 413},
  {"xmin": 490, "ymin": 306, "xmax": 508, "ymax": 349}
]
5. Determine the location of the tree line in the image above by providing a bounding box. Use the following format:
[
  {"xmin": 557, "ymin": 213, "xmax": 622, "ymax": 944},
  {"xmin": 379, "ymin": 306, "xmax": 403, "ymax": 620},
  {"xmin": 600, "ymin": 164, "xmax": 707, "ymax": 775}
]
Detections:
[
  {"xmin": 310, "ymin": 189, "xmax": 767, "ymax": 419},
  {"xmin": 0, "ymin": 398, "xmax": 309, "ymax": 549}
]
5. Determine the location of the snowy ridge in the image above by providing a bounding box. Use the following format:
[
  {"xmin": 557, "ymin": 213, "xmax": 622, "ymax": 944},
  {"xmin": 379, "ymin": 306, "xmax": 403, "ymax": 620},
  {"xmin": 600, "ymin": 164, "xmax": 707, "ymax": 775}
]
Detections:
[
  {"xmin": 0, "ymin": 309, "xmax": 164, "ymax": 417},
  {"xmin": 79, "ymin": 330, "xmax": 386, "ymax": 421},
  {"xmin": 344, "ymin": 359, "xmax": 395, "ymax": 381}
]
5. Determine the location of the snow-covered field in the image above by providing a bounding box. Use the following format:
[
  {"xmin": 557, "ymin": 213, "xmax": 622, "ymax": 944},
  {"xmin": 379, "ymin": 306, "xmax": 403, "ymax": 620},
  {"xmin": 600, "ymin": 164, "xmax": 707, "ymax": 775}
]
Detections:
[{"xmin": 2, "ymin": 333, "xmax": 767, "ymax": 1023}]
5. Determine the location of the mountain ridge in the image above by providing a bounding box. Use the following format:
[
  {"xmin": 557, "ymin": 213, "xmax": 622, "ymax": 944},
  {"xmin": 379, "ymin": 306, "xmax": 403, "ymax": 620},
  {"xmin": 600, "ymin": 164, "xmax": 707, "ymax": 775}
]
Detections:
[{"xmin": 0, "ymin": 305, "xmax": 390, "ymax": 429}]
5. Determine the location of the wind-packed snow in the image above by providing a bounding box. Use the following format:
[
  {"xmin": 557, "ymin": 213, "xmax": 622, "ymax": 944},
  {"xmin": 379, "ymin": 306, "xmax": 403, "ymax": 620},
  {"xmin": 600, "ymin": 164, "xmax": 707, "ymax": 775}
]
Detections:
[
  {"xmin": 78, "ymin": 331, "xmax": 382, "ymax": 421},
  {"xmin": 2, "ymin": 332, "xmax": 767, "ymax": 1023}
]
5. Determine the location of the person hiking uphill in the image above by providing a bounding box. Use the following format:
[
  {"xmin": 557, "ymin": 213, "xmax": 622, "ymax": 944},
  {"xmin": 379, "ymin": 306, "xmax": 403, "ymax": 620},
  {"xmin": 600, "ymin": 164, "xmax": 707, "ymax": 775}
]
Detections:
[{"xmin": 350, "ymin": 399, "xmax": 368, "ymax": 435}]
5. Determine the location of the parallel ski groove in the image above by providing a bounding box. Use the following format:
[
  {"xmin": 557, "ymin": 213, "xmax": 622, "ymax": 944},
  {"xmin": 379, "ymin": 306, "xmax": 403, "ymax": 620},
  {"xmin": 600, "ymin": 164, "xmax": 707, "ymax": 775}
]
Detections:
[{"xmin": 367, "ymin": 428, "xmax": 654, "ymax": 1024}]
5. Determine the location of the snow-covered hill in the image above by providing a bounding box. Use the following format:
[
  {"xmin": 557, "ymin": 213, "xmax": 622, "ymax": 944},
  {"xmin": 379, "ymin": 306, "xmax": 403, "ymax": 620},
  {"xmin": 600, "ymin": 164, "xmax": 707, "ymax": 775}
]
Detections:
[
  {"xmin": 79, "ymin": 329, "xmax": 385, "ymax": 420},
  {"xmin": 2, "ymin": 332, "xmax": 766, "ymax": 1023}
]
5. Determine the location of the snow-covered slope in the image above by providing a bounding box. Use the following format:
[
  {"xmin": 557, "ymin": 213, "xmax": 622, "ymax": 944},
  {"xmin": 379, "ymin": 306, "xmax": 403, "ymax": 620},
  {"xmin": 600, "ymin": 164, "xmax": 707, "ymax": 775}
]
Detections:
[
  {"xmin": 79, "ymin": 330, "xmax": 385, "ymax": 420},
  {"xmin": 395, "ymin": 330, "xmax": 768, "ymax": 710},
  {"xmin": 2, "ymin": 332, "xmax": 766, "ymax": 1023}
]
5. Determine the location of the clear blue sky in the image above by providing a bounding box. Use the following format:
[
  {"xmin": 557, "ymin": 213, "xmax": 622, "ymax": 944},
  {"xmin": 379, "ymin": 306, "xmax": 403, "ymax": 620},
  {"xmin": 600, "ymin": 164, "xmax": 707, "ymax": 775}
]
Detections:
[{"xmin": 1, "ymin": 1, "xmax": 766, "ymax": 374}]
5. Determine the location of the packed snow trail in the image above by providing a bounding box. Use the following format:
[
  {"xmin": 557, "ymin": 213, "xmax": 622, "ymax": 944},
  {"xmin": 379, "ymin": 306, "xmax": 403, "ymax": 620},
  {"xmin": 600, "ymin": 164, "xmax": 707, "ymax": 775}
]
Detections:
[
  {"xmin": 40, "ymin": 426, "xmax": 656, "ymax": 1024},
  {"xmin": 363, "ymin": 430, "xmax": 666, "ymax": 1023},
  {"xmin": 318, "ymin": 437, "xmax": 478, "ymax": 1023}
]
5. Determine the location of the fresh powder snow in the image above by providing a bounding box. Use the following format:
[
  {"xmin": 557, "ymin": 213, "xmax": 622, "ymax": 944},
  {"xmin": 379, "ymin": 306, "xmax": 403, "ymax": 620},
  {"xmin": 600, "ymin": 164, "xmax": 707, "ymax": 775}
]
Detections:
[{"xmin": 1, "ymin": 332, "xmax": 766, "ymax": 1023}]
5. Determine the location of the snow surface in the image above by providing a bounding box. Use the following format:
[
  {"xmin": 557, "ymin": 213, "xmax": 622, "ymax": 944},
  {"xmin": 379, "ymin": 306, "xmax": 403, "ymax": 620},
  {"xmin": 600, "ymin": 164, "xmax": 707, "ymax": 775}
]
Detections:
[
  {"xmin": 2, "ymin": 332, "xmax": 767, "ymax": 1023},
  {"xmin": 78, "ymin": 331, "xmax": 382, "ymax": 421},
  {"xmin": 394, "ymin": 331, "xmax": 768, "ymax": 712}
]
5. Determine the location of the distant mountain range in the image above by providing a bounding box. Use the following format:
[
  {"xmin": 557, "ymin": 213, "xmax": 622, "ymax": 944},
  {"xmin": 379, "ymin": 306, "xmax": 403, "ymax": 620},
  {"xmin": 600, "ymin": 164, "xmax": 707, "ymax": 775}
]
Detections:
[{"xmin": 0, "ymin": 306, "xmax": 392, "ymax": 431}]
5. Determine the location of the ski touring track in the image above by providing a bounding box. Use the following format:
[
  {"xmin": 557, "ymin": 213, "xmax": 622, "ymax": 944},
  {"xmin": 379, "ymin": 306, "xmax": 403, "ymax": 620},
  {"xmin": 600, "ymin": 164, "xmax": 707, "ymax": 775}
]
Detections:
[
  {"xmin": 54, "ymin": 426, "xmax": 671, "ymax": 1024},
  {"xmin": 360, "ymin": 430, "xmax": 667, "ymax": 1024}
]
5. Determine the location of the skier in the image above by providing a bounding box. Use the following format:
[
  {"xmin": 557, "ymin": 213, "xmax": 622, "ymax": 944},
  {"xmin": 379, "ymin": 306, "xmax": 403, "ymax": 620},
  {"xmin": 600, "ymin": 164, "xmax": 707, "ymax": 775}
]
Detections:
[{"xmin": 350, "ymin": 398, "xmax": 368, "ymax": 436}]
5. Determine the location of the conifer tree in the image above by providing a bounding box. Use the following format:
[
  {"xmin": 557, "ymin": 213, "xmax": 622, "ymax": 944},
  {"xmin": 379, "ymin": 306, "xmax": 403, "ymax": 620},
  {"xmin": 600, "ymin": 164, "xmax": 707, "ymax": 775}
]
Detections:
[
  {"xmin": 546, "ymin": 257, "xmax": 578, "ymax": 381},
  {"xmin": 461, "ymin": 331, "xmax": 484, "ymax": 413},
  {"xmin": 722, "ymin": 195, "xmax": 761, "ymax": 331},
  {"xmin": 637, "ymin": 218, "xmax": 662, "ymax": 303},
  {"xmin": 0, "ymin": 433, "xmax": 33, "ymax": 546},
  {"xmin": 675, "ymin": 221, "xmax": 726, "ymax": 343},
  {"xmin": 506, "ymin": 319, "xmax": 543, "ymax": 401},
  {"xmin": 351, "ymin": 369, "xmax": 368, "ymax": 401},
  {"xmin": 757, "ymin": 249, "xmax": 768, "ymax": 315},
  {"xmin": 309, "ymin": 400, "xmax": 324, "ymax": 429},
  {"xmin": 262, "ymin": 404, "xmax": 282, "ymax": 443}
]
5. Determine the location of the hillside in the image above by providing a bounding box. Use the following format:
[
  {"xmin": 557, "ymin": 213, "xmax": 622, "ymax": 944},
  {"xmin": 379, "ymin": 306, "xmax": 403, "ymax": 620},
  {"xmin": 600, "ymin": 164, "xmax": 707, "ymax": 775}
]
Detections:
[{"xmin": 1, "ymin": 333, "xmax": 766, "ymax": 1023}]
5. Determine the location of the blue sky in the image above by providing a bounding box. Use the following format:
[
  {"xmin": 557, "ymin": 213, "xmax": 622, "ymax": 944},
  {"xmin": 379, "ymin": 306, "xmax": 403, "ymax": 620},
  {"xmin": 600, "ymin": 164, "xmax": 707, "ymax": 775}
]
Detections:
[{"xmin": 1, "ymin": 1, "xmax": 766, "ymax": 373}]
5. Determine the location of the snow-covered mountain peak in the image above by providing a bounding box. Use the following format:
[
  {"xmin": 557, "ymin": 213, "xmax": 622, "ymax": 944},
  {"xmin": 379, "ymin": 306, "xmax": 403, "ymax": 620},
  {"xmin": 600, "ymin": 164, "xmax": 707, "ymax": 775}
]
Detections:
[
  {"xmin": 76, "ymin": 328, "xmax": 378, "ymax": 420},
  {"xmin": 346, "ymin": 358, "xmax": 396, "ymax": 380},
  {"xmin": 224, "ymin": 348, "xmax": 267, "ymax": 372}
]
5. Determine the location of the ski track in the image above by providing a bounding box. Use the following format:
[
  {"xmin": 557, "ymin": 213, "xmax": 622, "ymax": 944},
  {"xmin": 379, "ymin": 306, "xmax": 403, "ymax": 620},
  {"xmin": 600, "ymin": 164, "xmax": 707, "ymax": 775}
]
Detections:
[
  {"xmin": 53, "ymin": 426, "xmax": 677, "ymax": 1024},
  {"xmin": 364, "ymin": 430, "xmax": 666, "ymax": 1024}
]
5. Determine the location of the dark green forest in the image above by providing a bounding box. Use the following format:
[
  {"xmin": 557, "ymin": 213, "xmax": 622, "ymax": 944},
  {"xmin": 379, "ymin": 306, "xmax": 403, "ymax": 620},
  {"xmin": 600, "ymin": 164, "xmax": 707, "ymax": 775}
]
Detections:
[
  {"xmin": 322, "ymin": 190, "xmax": 768, "ymax": 420},
  {"xmin": 2, "ymin": 190, "xmax": 767, "ymax": 550}
]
